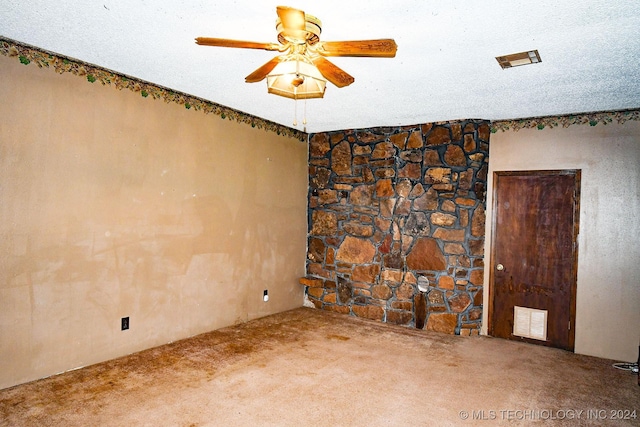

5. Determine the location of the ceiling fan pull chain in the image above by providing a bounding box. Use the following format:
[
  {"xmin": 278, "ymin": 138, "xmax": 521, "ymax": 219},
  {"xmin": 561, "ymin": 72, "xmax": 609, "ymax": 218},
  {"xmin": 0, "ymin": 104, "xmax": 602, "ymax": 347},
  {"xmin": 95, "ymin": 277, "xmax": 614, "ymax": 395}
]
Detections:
[
  {"xmin": 303, "ymin": 97, "xmax": 307, "ymax": 126},
  {"xmin": 293, "ymin": 96, "xmax": 298, "ymax": 126}
]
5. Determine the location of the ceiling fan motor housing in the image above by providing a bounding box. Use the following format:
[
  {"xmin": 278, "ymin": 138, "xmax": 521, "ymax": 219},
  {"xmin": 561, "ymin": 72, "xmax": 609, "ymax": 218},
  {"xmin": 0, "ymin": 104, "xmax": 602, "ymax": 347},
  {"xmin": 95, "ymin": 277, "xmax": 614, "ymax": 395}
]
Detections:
[{"xmin": 276, "ymin": 14, "xmax": 322, "ymax": 45}]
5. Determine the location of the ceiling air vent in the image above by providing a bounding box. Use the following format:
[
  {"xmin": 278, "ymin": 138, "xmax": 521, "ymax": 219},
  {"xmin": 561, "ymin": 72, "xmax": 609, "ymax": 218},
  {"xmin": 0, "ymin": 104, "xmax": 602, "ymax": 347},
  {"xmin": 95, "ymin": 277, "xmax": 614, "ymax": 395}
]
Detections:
[{"xmin": 496, "ymin": 50, "xmax": 541, "ymax": 69}]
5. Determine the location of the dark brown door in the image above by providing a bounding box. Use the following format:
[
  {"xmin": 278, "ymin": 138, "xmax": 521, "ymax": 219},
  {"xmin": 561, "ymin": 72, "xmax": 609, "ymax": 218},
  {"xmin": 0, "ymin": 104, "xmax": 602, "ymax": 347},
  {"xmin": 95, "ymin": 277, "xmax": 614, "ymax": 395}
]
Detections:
[{"xmin": 489, "ymin": 170, "xmax": 580, "ymax": 351}]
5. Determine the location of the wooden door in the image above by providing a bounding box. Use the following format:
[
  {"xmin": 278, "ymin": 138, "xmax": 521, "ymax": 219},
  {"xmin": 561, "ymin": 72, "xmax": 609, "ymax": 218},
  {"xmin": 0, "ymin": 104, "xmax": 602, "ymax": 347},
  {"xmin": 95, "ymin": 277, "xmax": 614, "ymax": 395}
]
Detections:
[{"xmin": 489, "ymin": 170, "xmax": 580, "ymax": 351}]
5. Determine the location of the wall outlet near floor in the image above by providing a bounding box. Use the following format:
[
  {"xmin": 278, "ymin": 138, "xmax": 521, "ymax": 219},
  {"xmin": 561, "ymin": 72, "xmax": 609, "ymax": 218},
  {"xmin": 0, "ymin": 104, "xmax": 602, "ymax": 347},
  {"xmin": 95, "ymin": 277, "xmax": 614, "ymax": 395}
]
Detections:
[
  {"xmin": 121, "ymin": 317, "xmax": 129, "ymax": 331},
  {"xmin": 263, "ymin": 289, "xmax": 269, "ymax": 302}
]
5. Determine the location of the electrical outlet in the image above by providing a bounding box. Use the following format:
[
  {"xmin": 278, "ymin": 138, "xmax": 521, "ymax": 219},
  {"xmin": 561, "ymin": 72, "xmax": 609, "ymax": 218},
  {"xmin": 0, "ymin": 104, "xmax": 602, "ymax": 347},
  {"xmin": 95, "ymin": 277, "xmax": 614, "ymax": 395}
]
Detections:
[
  {"xmin": 121, "ymin": 317, "xmax": 129, "ymax": 331},
  {"xmin": 263, "ymin": 289, "xmax": 269, "ymax": 302}
]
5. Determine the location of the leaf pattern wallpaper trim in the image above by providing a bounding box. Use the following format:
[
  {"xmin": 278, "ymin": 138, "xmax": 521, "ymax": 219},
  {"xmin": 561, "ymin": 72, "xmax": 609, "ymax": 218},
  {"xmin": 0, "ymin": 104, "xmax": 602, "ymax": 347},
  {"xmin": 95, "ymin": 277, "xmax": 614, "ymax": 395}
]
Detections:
[
  {"xmin": 0, "ymin": 37, "xmax": 306, "ymax": 141},
  {"xmin": 2, "ymin": 37, "xmax": 638, "ymax": 138},
  {"xmin": 491, "ymin": 109, "xmax": 640, "ymax": 133}
]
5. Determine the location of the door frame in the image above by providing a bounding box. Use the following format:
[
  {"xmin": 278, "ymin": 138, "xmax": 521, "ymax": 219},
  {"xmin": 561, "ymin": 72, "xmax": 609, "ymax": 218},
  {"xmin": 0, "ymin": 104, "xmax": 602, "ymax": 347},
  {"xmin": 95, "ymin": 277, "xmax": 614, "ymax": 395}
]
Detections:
[{"xmin": 488, "ymin": 169, "xmax": 581, "ymax": 350}]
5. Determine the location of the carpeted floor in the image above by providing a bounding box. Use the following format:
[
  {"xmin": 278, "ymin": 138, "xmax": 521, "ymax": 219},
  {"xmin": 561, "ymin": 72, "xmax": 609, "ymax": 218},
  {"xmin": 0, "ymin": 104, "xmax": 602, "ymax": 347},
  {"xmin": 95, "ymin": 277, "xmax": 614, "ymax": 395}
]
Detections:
[{"xmin": 1, "ymin": 308, "xmax": 638, "ymax": 426}]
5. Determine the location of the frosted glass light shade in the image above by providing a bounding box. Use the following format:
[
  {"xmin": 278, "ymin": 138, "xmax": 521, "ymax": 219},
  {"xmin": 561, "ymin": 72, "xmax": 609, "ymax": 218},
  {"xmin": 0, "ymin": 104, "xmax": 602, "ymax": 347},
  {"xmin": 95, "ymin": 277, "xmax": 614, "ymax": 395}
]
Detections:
[{"xmin": 267, "ymin": 56, "xmax": 327, "ymax": 99}]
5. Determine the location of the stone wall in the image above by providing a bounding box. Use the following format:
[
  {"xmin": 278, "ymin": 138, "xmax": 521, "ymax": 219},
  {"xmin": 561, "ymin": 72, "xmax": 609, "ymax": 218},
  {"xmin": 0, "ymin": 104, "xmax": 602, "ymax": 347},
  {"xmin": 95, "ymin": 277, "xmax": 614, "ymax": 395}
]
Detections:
[{"xmin": 302, "ymin": 120, "xmax": 490, "ymax": 335}]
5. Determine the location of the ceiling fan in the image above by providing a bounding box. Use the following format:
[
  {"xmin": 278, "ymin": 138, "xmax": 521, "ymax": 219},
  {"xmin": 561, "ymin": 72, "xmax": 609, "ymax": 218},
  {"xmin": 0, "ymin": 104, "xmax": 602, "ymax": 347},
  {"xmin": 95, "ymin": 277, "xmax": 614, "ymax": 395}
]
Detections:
[{"xmin": 195, "ymin": 6, "xmax": 397, "ymax": 99}]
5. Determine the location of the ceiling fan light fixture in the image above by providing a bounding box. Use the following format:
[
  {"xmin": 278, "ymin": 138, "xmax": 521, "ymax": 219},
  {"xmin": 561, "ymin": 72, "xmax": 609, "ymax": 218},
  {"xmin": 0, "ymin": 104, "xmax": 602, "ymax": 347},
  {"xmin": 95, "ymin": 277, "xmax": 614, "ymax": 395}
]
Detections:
[
  {"xmin": 195, "ymin": 6, "xmax": 396, "ymax": 101},
  {"xmin": 496, "ymin": 50, "xmax": 541, "ymax": 69},
  {"xmin": 266, "ymin": 55, "xmax": 327, "ymax": 100}
]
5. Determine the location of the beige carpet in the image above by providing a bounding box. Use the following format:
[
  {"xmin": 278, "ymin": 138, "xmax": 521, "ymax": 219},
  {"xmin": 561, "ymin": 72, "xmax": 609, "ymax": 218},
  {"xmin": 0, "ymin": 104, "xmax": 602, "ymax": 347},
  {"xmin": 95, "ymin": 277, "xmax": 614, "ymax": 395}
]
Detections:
[{"xmin": 1, "ymin": 308, "xmax": 638, "ymax": 426}]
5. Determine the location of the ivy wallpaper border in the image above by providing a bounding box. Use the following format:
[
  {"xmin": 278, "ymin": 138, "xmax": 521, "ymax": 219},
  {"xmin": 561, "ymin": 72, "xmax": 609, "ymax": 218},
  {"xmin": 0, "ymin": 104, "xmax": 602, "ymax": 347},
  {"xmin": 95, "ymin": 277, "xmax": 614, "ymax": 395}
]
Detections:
[
  {"xmin": 0, "ymin": 37, "xmax": 306, "ymax": 141},
  {"xmin": 2, "ymin": 36, "xmax": 639, "ymax": 138},
  {"xmin": 490, "ymin": 109, "xmax": 640, "ymax": 133}
]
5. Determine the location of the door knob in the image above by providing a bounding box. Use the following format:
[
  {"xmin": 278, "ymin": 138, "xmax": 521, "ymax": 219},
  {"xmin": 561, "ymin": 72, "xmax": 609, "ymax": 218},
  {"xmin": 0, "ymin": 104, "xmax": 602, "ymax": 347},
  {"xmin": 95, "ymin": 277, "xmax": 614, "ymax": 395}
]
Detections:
[{"xmin": 496, "ymin": 263, "xmax": 504, "ymax": 271}]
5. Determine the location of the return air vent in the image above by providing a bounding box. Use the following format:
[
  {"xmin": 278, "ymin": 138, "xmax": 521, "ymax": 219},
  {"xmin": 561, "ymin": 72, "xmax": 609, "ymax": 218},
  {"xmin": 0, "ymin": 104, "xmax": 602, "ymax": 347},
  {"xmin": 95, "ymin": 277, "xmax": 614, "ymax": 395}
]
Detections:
[
  {"xmin": 513, "ymin": 306, "xmax": 547, "ymax": 341},
  {"xmin": 496, "ymin": 50, "xmax": 541, "ymax": 69}
]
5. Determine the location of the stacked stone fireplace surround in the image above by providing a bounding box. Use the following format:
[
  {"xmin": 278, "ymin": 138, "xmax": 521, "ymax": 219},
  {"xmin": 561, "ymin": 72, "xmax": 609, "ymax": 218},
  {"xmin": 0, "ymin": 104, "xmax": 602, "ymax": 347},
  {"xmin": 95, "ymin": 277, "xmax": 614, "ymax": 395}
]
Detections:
[{"xmin": 300, "ymin": 120, "xmax": 490, "ymax": 335}]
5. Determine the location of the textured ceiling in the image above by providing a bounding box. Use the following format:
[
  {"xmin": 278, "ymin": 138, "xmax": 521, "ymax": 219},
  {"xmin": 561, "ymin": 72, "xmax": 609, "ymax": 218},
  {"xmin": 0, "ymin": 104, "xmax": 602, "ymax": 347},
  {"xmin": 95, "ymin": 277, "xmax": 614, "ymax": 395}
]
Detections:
[{"xmin": 2, "ymin": 1, "xmax": 640, "ymax": 133}]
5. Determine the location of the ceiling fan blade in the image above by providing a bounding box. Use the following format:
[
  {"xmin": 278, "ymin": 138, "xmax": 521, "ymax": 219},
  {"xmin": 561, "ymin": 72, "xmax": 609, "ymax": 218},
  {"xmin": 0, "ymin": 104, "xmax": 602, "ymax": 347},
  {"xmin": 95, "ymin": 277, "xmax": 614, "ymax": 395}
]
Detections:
[
  {"xmin": 245, "ymin": 56, "xmax": 284, "ymax": 83},
  {"xmin": 195, "ymin": 37, "xmax": 281, "ymax": 51},
  {"xmin": 311, "ymin": 56, "xmax": 354, "ymax": 88},
  {"xmin": 276, "ymin": 6, "xmax": 306, "ymax": 31},
  {"xmin": 315, "ymin": 39, "xmax": 398, "ymax": 58}
]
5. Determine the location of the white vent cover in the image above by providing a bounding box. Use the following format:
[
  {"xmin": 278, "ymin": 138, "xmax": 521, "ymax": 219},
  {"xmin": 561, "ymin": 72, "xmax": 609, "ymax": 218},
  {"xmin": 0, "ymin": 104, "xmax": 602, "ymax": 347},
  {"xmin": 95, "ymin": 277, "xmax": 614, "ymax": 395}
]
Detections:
[{"xmin": 513, "ymin": 306, "xmax": 548, "ymax": 341}]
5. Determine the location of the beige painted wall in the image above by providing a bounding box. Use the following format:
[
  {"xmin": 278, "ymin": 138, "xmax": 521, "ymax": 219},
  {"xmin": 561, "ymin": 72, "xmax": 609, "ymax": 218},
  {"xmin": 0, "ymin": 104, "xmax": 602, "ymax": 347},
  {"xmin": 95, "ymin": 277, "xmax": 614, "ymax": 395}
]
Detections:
[
  {"xmin": 0, "ymin": 55, "xmax": 308, "ymax": 389},
  {"xmin": 483, "ymin": 121, "xmax": 640, "ymax": 362}
]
